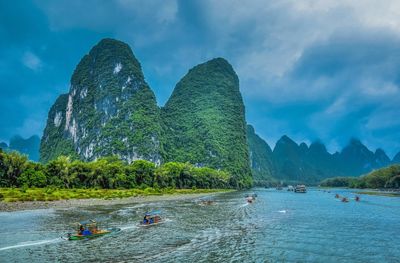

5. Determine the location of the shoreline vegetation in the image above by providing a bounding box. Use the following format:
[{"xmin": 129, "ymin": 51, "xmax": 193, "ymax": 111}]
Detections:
[
  {"xmin": 0, "ymin": 149, "xmax": 238, "ymax": 211},
  {"xmin": 320, "ymin": 164, "xmax": 400, "ymax": 189},
  {"xmin": 0, "ymin": 149, "xmax": 240, "ymax": 191},
  {"xmin": 0, "ymin": 188, "xmax": 231, "ymax": 212}
]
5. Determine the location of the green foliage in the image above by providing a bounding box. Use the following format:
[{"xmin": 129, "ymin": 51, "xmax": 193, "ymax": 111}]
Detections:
[
  {"xmin": 320, "ymin": 164, "xmax": 400, "ymax": 189},
  {"xmin": 0, "ymin": 151, "xmax": 232, "ymax": 190},
  {"xmin": 40, "ymin": 38, "xmax": 162, "ymax": 164},
  {"xmin": 320, "ymin": 177, "xmax": 359, "ymax": 188},
  {"xmin": 161, "ymin": 58, "xmax": 252, "ymax": 189},
  {"xmin": 246, "ymin": 125, "xmax": 276, "ymax": 184},
  {"xmin": 18, "ymin": 163, "xmax": 47, "ymax": 187},
  {"xmin": 0, "ymin": 151, "xmax": 28, "ymax": 187}
]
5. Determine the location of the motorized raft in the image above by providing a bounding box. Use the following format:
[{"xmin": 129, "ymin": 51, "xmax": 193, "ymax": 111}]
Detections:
[
  {"xmin": 65, "ymin": 220, "xmax": 120, "ymax": 240},
  {"xmin": 246, "ymin": 194, "xmax": 256, "ymax": 203},
  {"xmin": 140, "ymin": 211, "xmax": 163, "ymax": 227}
]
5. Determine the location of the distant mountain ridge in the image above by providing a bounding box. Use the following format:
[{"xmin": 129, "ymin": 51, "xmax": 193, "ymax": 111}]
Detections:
[
  {"xmin": 247, "ymin": 129, "xmax": 399, "ymax": 184},
  {"xmin": 0, "ymin": 135, "xmax": 40, "ymax": 161}
]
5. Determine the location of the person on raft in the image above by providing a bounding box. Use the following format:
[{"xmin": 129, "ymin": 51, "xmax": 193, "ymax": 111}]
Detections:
[{"xmin": 79, "ymin": 225, "xmax": 84, "ymax": 235}]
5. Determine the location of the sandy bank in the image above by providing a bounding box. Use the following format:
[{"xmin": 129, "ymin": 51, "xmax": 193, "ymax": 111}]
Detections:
[{"xmin": 0, "ymin": 192, "xmax": 225, "ymax": 212}]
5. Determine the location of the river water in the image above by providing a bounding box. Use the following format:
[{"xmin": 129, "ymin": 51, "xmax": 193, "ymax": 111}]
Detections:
[{"xmin": 0, "ymin": 188, "xmax": 399, "ymax": 262}]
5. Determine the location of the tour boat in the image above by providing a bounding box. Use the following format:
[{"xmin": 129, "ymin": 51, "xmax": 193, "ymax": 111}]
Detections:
[
  {"xmin": 294, "ymin": 185, "xmax": 307, "ymax": 193},
  {"xmin": 65, "ymin": 220, "xmax": 120, "ymax": 240}
]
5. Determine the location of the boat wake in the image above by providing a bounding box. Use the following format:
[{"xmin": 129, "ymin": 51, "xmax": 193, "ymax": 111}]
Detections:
[
  {"xmin": 278, "ymin": 210, "xmax": 287, "ymax": 213},
  {"xmin": 0, "ymin": 238, "xmax": 61, "ymax": 251},
  {"xmin": 120, "ymin": 224, "xmax": 139, "ymax": 231}
]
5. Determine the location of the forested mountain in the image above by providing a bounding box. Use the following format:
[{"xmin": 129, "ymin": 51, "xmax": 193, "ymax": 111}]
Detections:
[
  {"xmin": 247, "ymin": 132, "xmax": 399, "ymax": 184},
  {"xmin": 40, "ymin": 38, "xmax": 162, "ymax": 164},
  {"xmin": 162, "ymin": 58, "xmax": 252, "ymax": 188},
  {"xmin": 40, "ymin": 40, "xmax": 251, "ymax": 188},
  {"xmin": 38, "ymin": 38, "xmax": 399, "ymax": 187},
  {"xmin": 246, "ymin": 125, "xmax": 276, "ymax": 185}
]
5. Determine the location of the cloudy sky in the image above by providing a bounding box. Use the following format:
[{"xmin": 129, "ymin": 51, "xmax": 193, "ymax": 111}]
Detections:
[{"xmin": 1, "ymin": 0, "xmax": 400, "ymax": 157}]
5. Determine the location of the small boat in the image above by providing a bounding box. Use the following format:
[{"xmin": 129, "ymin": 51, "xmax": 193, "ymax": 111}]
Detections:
[
  {"xmin": 341, "ymin": 197, "xmax": 349, "ymax": 203},
  {"xmin": 199, "ymin": 199, "xmax": 214, "ymax": 206},
  {"xmin": 355, "ymin": 196, "xmax": 360, "ymax": 202},
  {"xmin": 140, "ymin": 211, "xmax": 163, "ymax": 227},
  {"xmin": 65, "ymin": 220, "xmax": 120, "ymax": 240},
  {"xmin": 335, "ymin": 194, "xmax": 340, "ymax": 198},
  {"xmin": 246, "ymin": 196, "xmax": 254, "ymax": 203},
  {"xmin": 287, "ymin": 185, "xmax": 294, "ymax": 191},
  {"xmin": 294, "ymin": 185, "xmax": 307, "ymax": 193}
]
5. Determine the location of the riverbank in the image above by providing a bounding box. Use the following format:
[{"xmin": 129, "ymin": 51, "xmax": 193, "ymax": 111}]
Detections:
[
  {"xmin": 318, "ymin": 187, "xmax": 400, "ymax": 197},
  {"xmin": 0, "ymin": 188, "xmax": 231, "ymax": 212},
  {"xmin": 354, "ymin": 190, "xmax": 400, "ymax": 197}
]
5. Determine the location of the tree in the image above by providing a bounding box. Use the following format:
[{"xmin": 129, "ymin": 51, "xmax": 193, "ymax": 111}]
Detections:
[
  {"xmin": 129, "ymin": 160, "xmax": 155, "ymax": 187},
  {"xmin": 0, "ymin": 151, "xmax": 28, "ymax": 187},
  {"xmin": 45, "ymin": 156, "xmax": 71, "ymax": 188}
]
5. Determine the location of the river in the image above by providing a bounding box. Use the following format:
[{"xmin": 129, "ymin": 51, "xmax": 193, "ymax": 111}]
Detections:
[{"xmin": 0, "ymin": 188, "xmax": 399, "ymax": 262}]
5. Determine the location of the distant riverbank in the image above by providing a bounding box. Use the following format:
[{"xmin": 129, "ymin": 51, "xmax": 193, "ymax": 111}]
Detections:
[
  {"xmin": 0, "ymin": 188, "xmax": 231, "ymax": 212},
  {"xmin": 354, "ymin": 190, "xmax": 400, "ymax": 197},
  {"xmin": 318, "ymin": 187, "xmax": 400, "ymax": 197}
]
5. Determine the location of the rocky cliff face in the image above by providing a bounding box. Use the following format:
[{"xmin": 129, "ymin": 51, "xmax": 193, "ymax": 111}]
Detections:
[
  {"xmin": 161, "ymin": 58, "xmax": 252, "ymax": 188},
  {"xmin": 40, "ymin": 39, "xmax": 162, "ymax": 164}
]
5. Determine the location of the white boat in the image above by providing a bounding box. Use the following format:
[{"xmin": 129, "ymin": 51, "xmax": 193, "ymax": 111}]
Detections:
[{"xmin": 294, "ymin": 185, "xmax": 307, "ymax": 193}]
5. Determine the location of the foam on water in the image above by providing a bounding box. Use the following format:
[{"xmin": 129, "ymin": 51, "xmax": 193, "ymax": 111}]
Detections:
[{"xmin": 0, "ymin": 238, "xmax": 61, "ymax": 251}]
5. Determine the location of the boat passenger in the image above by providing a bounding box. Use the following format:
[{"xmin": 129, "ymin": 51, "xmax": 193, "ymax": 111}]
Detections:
[
  {"xmin": 79, "ymin": 225, "xmax": 84, "ymax": 235},
  {"xmin": 82, "ymin": 229, "xmax": 92, "ymax": 236},
  {"xmin": 143, "ymin": 216, "xmax": 149, "ymax": 224}
]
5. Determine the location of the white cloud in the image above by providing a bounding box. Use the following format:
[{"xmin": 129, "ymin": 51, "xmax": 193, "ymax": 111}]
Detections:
[{"xmin": 22, "ymin": 51, "xmax": 42, "ymax": 71}]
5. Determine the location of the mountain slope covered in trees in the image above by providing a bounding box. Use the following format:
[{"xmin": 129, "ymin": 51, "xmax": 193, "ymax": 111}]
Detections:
[
  {"xmin": 162, "ymin": 58, "xmax": 252, "ymax": 188},
  {"xmin": 40, "ymin": 39, "xmax": 252, "ymax": 189},
  {"xmin": 246, "ymin": 125, "xmax": 276, "ymax": 185},
  {"xmin": 246, "ymin": 132, "xmax": 399, "ymax": 184}
]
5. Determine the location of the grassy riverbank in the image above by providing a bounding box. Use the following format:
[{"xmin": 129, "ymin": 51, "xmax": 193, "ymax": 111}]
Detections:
[{"xmin": 0, "ymin": 187, "xmax": 231, "ymax": 202}]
